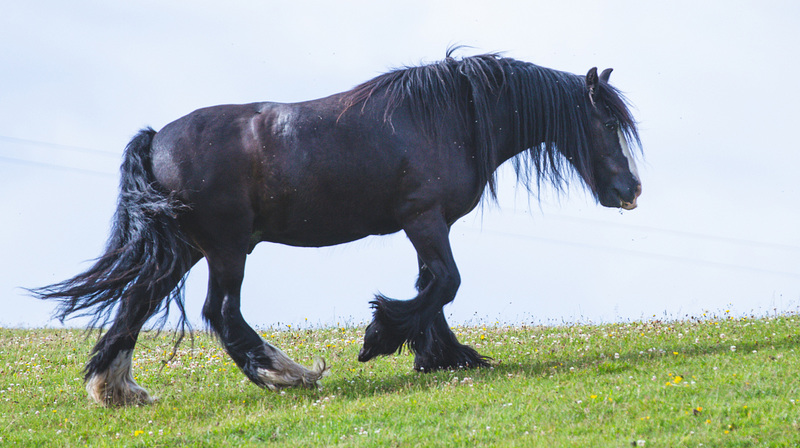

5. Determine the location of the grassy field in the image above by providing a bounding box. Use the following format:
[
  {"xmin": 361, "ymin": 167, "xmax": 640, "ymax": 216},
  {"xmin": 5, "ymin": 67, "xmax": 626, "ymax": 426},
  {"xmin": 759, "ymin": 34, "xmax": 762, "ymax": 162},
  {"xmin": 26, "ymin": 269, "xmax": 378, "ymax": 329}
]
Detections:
[{"xmin": 1, "ymin": 312, "xmax": 798, "ymax": 447}]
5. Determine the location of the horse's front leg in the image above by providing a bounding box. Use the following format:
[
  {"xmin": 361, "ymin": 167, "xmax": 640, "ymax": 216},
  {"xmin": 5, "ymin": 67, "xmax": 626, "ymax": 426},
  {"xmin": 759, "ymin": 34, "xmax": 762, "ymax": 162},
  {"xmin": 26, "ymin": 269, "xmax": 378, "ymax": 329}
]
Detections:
[
  {"xmin": 358, "ymin": 209, "xmax": 490, "ymax": 370},
  {"xmin": 410, "ymin": 258, "xmax": 491, "ymax": 371}
]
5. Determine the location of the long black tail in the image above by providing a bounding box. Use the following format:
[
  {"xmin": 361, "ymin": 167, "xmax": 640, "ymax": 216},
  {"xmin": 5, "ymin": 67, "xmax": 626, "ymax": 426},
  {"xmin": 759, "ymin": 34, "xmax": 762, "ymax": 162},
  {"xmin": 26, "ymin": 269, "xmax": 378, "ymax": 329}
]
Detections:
[{"xmin": 31, "ymin": 128, "xmax": 195, "ymax": 331}]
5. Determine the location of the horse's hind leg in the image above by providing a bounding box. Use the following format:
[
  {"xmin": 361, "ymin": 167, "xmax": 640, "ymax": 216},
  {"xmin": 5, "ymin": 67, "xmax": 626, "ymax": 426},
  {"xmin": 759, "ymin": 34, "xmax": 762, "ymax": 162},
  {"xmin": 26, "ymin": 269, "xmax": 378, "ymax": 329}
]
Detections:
[
  {"xmin": 85, "ymin": 258, "xmax": 197, "ymax": 406},
  {"xmin": 197, "ymin": 226, "xmax": 326, "ymax": 390}
]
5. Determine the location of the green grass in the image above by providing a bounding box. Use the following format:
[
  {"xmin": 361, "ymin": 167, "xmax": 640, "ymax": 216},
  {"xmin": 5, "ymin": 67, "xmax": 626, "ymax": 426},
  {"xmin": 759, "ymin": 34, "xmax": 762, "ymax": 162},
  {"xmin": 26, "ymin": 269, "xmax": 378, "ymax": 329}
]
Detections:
[{"xmin": 1, "ymin": 313, "xmax": 799, "ymax": 447}]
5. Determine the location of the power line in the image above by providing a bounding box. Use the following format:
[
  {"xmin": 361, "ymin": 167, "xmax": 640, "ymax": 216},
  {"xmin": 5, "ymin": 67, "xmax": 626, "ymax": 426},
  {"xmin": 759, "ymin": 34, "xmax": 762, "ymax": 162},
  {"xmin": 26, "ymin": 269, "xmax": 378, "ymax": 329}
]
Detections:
[
  {"xmin": 0, "ymin": 135, "xmax": 120, "ymax": 158},
  {"xmin": 0, "ymin": 155, "xmax": 116, "ymax": 178},
  {"xmin": 554, "ymin": 213, "xmax": 800, "ymax": 253},
  {"xmin": 0, "ymin": 134, "xmax": 120, "ymax": 177},
  {"xmin": 505, "ymin": 208, "xmax": 800, "ymax": 253},
  {"xmin": 459, "ymin": 225, "xmax": 800, "ymax": 280}
]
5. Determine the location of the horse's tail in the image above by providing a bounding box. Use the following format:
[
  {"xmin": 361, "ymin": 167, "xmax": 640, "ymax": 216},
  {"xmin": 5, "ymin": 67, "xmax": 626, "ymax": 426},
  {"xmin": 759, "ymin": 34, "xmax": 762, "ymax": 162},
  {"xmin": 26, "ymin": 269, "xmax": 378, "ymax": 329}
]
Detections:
[{"xmin": 31, "ymin": 128, "xmax": 195, "ymax": 331}]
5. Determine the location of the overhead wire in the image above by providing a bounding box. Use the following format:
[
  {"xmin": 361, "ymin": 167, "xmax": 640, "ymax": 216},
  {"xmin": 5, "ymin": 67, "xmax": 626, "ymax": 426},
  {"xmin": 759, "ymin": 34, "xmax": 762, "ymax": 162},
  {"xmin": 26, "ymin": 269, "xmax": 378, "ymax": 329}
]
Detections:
[
  {"xmin": 0, "ymin": 135, "xmax": 120, "ymax": 157},
  {"xmin": 459, "ymin": 224, "xmax": 800, "ymax": 280},
  {"xmin": 521, "ymin": 210, "xmax": 800, "ymax": 253},
  {"xmin": 0, "ymin": 155, "xmax": 116, "ymax": 178},
  {"xmin": 0, "ymin": 134, "xmax": 118, "ymax": 178}
]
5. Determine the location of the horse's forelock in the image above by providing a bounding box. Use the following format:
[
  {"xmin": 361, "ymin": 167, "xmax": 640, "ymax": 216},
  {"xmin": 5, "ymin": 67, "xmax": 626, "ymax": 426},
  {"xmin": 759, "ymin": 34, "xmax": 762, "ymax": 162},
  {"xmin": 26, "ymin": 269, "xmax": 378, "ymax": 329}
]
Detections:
[{"xmin": 596, "ymin": 81, "xmax": 641, "ymax": 151}]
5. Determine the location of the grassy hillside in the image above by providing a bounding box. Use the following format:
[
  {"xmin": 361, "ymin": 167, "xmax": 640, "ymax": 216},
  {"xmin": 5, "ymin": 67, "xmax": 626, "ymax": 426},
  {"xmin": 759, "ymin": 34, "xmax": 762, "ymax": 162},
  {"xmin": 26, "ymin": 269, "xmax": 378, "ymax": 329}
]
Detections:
[{"xmin": 1, "ymin": 313, "xmax": 798, "ymax": 447}]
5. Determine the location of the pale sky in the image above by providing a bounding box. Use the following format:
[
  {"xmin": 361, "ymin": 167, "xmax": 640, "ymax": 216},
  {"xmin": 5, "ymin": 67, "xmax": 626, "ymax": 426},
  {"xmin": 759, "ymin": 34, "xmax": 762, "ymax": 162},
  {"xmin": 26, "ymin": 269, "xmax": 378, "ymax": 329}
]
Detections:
[{"xmin": 2, "ymin": 1, "xmax": 799, "ymax": 328}]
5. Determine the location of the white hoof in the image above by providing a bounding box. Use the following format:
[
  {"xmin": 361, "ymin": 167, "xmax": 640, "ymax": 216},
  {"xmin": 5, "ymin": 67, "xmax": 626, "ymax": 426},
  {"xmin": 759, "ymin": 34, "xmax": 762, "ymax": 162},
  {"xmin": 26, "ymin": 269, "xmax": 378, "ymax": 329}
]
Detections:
[
  {"xmin": 257, "ymin": 343, "xmax": 329, "ymax": 390},
  {"xmin": 85, "ymin": 350, "xmax": 154, "ymax": 406}
]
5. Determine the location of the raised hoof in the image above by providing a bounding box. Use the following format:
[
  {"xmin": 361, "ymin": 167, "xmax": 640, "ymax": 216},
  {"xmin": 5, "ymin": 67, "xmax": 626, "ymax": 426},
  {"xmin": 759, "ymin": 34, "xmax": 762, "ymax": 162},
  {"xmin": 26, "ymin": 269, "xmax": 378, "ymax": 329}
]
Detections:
[
  {"xmin": 359, "ymin": 297, "xmax": 407, "ymax": 362},
  {"xmin": 358, "ymin": 326, "xmax": 405, "ymax": 363}
]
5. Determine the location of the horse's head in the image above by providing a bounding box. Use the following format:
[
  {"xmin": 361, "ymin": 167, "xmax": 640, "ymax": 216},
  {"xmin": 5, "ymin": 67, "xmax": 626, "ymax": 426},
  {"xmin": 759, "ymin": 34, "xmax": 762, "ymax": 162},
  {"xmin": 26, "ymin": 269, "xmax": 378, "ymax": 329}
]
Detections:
[{"xmin": 579, "ymin": 67, "xmax": 642, "ymax": 210}]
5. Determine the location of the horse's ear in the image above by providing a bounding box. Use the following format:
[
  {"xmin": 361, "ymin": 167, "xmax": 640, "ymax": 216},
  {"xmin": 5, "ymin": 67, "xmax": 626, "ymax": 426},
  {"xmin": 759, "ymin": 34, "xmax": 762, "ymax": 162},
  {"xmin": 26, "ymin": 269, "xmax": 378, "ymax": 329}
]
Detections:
[
  {"xmin": 586, "ymin": 67, "xmax": 598, "ymax": 89},
  {"xmin": 586, "ymin": 67, "xmax": 599, "ymax": 105},
  {"xmin": 599, "ymin": 68, "xmax": 613, "ymax": 83}
]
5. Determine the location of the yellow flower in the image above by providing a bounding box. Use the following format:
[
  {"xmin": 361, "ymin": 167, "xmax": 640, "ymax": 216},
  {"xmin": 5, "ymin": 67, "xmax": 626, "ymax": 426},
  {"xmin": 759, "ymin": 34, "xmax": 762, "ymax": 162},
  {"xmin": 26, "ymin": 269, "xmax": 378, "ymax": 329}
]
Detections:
[{"xmin": 673, "ymin": 375, "xmax": 683, "ymax": 384}]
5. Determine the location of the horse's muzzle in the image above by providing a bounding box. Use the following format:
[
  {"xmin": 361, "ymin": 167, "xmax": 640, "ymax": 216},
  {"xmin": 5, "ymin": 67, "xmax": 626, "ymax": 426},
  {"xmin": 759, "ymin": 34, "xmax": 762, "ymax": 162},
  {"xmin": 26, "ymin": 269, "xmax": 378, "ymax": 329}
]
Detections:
[{"xmin": 620, "ymin": 183, "xmax": 642, "ymax": 210}]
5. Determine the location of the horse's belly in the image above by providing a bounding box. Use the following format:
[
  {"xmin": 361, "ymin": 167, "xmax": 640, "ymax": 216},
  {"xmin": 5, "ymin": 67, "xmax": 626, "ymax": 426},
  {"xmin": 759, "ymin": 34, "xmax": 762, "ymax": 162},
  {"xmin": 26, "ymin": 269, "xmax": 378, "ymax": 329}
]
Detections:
[
  {"xmin": 254, "ymin": 200, "xmax": 402, "ymax": 248},
  {"xmin": 257, "ymin": 221, "xmax": 401, "ymax": 248}
]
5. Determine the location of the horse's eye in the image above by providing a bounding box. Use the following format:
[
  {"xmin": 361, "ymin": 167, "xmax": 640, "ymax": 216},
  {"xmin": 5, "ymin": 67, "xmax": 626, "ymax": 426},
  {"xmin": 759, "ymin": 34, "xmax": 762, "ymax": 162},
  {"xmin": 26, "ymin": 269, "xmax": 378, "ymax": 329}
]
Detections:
[{"xmin": 604, "ymin": 122, "xmax": 617, "ymax": 131}]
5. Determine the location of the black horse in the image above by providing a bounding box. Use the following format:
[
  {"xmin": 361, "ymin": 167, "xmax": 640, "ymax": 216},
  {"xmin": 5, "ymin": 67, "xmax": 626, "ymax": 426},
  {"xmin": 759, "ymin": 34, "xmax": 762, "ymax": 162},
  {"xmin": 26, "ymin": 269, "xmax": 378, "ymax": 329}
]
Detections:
[{"xmin": 33, "ymin": 51, "xmax": 641, "ymax": 406}]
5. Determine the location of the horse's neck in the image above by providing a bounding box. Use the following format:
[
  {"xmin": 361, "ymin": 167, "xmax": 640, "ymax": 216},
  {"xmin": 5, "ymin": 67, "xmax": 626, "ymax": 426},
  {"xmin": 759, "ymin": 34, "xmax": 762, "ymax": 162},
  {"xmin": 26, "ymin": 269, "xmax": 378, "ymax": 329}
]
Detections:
[{"xmin": 488, "ymin": 101, "xmax": 539, "ymax": 170}]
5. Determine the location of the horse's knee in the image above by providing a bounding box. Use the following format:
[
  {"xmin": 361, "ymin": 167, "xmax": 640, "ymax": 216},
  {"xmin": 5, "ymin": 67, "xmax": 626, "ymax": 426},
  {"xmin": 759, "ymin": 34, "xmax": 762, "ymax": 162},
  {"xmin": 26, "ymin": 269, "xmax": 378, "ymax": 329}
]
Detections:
[
  {"xmin": 446, "ymin": 269, "xmax": 461, "ymax": 293},
  {"xmin": 435, "ymin": 269, "xmax": 461, "ymax": 307},
  {"xmin": 201, "ymin": 302, "xmax": 219, "ymax": 327},
  {"xmin": 201, "ymin": 291, "xmax": 225, "ymax": 329}
]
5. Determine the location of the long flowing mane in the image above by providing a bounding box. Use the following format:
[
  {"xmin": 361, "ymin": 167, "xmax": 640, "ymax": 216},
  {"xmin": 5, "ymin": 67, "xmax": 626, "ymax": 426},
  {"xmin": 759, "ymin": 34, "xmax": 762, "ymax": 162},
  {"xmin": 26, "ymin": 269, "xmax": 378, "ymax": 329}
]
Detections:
[{"xmin": 343, "ymin": 50, "xmax": 640, "ymax": 199}]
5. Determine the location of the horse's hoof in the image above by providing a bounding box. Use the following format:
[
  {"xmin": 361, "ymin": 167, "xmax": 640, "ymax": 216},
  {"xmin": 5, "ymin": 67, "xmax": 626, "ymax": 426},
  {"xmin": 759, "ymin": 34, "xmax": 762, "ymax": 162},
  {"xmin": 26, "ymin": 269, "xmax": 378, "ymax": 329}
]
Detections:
[
  {"xmin": 413, "ymin": 347, "xmax": 492, "ymax": 372},
  {"xmin": 357, "ymin": 346, "xmax": 376, "ymax": 362},
  {"xmin": 256, "ymin": 344, "xmax": 329, "ymax": 390},
  {"xmin": 86, "ymin": 373, "xmax": 155, "ymax": 407}
]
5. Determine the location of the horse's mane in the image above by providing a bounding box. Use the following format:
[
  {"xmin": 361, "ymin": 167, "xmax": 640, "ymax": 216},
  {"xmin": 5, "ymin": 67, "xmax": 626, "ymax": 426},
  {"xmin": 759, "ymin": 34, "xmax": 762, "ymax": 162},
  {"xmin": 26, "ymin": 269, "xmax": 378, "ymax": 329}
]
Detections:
[{"xmin": 343, "ymin": 50, "xmax": 640, "ymax": 199}]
